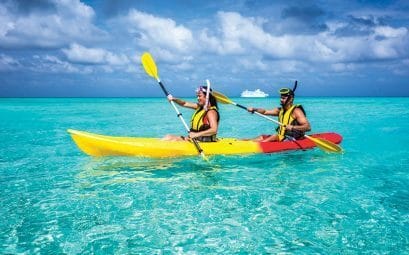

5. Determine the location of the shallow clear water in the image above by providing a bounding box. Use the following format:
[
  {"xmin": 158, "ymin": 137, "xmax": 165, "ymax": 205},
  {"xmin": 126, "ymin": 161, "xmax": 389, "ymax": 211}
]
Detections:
[{"xmin": 1, "ymin": 97, "xmax": 408, "ymax": 254}]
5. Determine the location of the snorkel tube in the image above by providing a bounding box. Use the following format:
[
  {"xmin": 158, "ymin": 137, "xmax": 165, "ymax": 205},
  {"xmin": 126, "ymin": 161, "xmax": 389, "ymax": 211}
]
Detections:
[
  {"xmin": 280, "ymin": 80, "xmax": 298, "ymax": 107},
  {"xmin": 204, "ymin": 79, "xmax": 211, "ymax": 110},
  {"xmin": 292, "ymin": 80, "xmax": 298, "ymax": 94}
]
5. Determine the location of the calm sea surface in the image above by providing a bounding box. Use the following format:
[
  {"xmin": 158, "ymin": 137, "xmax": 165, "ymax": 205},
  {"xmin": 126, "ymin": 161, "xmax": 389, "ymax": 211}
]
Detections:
[{"xmin": 1, "ymin": 97, "xmax": 408, "ymax": 254}]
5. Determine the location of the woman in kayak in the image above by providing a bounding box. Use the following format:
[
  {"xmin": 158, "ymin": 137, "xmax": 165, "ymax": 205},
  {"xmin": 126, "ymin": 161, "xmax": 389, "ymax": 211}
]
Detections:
[
  {"xmin": 162, "ymin": 85, "xmax": 220, "ymax": 142},
  {"xmin": 246, "ymin": 83, "xmax": 311, "ymax": 142}
]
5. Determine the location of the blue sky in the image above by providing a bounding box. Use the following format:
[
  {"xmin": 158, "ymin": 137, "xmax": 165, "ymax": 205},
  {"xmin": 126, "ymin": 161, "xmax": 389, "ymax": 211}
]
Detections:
[{"xmin": 0, "ymin": 0, "xmax": 408, "ymax": 97}]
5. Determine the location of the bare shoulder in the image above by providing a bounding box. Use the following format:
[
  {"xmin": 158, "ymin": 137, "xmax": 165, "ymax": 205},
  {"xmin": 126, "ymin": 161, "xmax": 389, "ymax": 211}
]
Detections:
[
  {"xmin": 293, "ymin": 107, "xmax": 306, "ymax": 118},
  {"xmin": 207, "ymin": 109, "xmax": 218, "ymax": 117}
]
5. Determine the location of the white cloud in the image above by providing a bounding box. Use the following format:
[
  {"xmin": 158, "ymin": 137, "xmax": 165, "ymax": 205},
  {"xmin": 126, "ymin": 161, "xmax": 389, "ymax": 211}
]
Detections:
[
  {"xmin": 198, "ymin": 29, "xmax": 224, "ymax": 53},
  {"xmin": 216, "ymin": 11, "xmax": 256, "ymax": 54},
  {"xmin": 196, "ymin": 11, "xmax": 409, "ymax": 68},
  {"xmin": 374, "ymin": 26, "xmax": 407, "ymax": 38},
  {"xmin": 0, "ymin": 53, "xmax": 20, "ymax": 71},
  {"xmin": 56, "ymin": 0, "xmax": 94, "ymax": 19},
  {"xmin": 0, "ymin": 0, "xmax": 106, "ymax": 48},
  {"xmin": 321, "ymin": 22, "xmax": 409, "ymax": 61},
  {"xmin": 62, "ymin": 43, "xmax": 106, "ymax": 64},
  {"xmin": 42, "ymin": 55, "xmax": 81, "ymax": 73},
  {"xmin": 1, "ymin": 3, "xmax": 408, "ymax": 80},
  {"xmin": 198, "ymin": 12, "xmax": 293, "ymax": 58},
  {"xmin": 371, "ymin": 41, "xmax": 399, "ymax": 58},
  {"xmin": 62, "ymin": 43, "xmax": 130, "ymax": 66},
  {"xmin": 331, "ymin": 63, "xmax": 357, "ymax": 72},
  {"xmin": 29, "ymin": 55, "xmax": 83, "ymax": 73},
  {"xmin": 370, "ymin": 26, "xmax": 408, "ymax": 59},
  {"xmin": 126, "ymin": 9, "xmax": 193, "ymax": 53},
  {"xmin": 0, "ymin": 5, "xmax": 14, "ymax": 37}
]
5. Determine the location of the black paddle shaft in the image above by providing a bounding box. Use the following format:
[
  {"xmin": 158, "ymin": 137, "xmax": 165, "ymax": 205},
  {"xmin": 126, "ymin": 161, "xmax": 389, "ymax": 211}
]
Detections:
[
  {"xmin": 158, "ymin": 81, "xmax": 170, "ymax": 96},
  {"xmin": 236, "ymin": 103, "xmax": 247, "ymax": 110}
]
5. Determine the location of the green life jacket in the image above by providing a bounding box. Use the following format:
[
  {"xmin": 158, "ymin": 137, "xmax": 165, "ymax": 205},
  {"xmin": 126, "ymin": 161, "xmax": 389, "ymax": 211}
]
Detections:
[
  {"xmin": 277, "ymin": 104, "xmax": 306, "ymax": 141},
  {"xmin": 190, "ymin": 106, "xmax": 219, "ymax": 142}
]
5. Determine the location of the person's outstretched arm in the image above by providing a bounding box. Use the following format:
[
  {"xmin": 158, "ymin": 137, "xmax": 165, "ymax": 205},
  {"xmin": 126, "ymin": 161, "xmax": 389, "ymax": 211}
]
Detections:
[{"xmin": 167, "ymin": 94, "xmax": 197, "ymax": 109}]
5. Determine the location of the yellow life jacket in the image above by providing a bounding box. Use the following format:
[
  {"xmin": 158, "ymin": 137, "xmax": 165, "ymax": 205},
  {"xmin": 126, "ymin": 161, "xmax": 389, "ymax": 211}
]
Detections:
[
  {"xmin": 190, "ymin": 106, "xmax": 219, "ymax": 142},
  {"xmin": 277, "ymin": 104, "xmax": 305, "ymax": 141}
]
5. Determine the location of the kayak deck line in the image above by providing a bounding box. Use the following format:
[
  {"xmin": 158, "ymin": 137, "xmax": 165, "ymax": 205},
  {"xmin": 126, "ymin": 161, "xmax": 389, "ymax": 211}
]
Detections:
[
  {"xmin": 68, "ymin": 129, "xmax": 160, "ymax": 146},
  {"xmin": 67, "ymin": 129, "xmax": 342, "ymax": 158}
]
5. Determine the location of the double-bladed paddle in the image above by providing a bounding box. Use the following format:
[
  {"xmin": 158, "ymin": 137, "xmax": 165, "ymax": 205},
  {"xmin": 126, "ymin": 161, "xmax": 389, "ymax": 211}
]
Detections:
[
  {"xmin": 212, "ymin": 91, "xmax": 343, "ymax": 153},
  {"xmin": 141, "ymin": 52, "xmax": 208, "ymax": 160}
]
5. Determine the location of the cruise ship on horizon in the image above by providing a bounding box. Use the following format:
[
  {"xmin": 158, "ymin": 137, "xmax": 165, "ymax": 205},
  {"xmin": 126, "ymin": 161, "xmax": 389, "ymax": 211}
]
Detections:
[{"xmin": 240, "ymin": 89, "xmax": 269, "ymax": 98}]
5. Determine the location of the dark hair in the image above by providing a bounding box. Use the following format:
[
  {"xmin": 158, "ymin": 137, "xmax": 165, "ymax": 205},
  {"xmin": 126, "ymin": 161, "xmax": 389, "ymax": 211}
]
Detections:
[{"xmin": 208, "ymin": 93, "xmax": 218, "ymax": 109}]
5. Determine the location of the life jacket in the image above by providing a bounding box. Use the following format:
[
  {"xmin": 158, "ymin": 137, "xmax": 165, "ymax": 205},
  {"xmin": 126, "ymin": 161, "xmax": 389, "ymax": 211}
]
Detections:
[
  {"xmin": 277, "ymin": 104, "xmax": 306, "ymax": 141},
  {"xmin": 190, "ymin": 106, "xmax": 219, "ymax": 142}
]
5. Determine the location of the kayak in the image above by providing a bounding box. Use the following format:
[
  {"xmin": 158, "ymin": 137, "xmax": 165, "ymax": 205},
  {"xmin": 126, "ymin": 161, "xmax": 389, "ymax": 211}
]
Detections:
[{"xmin": 68, "ymin": 129, "xmax": 342, "ymax": 158}]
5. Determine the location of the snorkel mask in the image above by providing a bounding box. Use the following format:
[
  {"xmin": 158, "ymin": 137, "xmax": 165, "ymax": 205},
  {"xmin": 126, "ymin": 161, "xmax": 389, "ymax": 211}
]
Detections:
[
  {"xmin": 279, "ymin": 80, "xmax": 297, "ymax": 106},
  {"xmin": 196, "ymin": 86, "xmax": 212, "ymax": 94},
  {"xmin": 196, "ymin": 82, "xmax": 212, "ymax": 110}
]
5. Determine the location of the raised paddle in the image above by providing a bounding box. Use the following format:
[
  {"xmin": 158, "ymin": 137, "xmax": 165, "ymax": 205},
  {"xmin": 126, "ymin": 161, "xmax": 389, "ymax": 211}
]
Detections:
[
  {"xmin": 212, "ymin": 91, "xmax": 343, "ymax": 153},
  {"xmin": 141, "ymin": 52, "xmax": 208, "ymax": 160}
]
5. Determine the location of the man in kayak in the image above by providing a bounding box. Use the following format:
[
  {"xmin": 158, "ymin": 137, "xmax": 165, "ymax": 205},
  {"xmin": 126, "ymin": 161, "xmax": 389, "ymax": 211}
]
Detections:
[
  {"xmin": 162, "ymin": 85, "xmax": 220, "ymax": 142},
  {"xmin": 246, "ymin": 83, "xmax": 311, "ymax": 142}
]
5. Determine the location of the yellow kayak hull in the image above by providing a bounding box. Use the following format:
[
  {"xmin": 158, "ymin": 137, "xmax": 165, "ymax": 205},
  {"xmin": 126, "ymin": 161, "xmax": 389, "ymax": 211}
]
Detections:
[{"xmin": 67, "ymin": 129, "xmax": 262, "ymax": 157}]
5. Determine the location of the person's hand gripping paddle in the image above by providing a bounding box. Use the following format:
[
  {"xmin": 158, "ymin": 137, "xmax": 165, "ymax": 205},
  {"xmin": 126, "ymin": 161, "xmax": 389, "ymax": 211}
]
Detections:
[{"xmin": 141, "ymin": 52, "xmax": 208, "ymax": 161}]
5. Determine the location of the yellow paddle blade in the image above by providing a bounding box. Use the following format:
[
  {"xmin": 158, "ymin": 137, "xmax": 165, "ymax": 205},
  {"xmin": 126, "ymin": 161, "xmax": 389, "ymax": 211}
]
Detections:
[
  {"xmin": 305, "ymin": 135, "xmax": 343, "ymax": 153},
  {"xmin": 212, "ymin": 90, "xmax": 233, "ymax": 104},
  {"xmin": 141, "ymin": 52, "xmax": 159, "ymax": 80}
]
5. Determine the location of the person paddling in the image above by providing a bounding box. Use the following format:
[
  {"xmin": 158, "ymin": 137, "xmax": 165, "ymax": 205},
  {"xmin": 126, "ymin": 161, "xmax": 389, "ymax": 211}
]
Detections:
[
  {"xmin": 246, "ymin": 82, "xmax": 311, "ymax": 142},
  {"xmin": 163, "ymin": 85, "xmax": 220, "ymax": 142}
]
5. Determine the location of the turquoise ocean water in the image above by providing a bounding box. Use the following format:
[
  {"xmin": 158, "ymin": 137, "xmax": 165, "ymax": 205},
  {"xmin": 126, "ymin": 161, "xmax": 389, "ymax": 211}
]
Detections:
[{"xmin": 1, "ymin": 97, "xmax": 408, "ymax": 254}]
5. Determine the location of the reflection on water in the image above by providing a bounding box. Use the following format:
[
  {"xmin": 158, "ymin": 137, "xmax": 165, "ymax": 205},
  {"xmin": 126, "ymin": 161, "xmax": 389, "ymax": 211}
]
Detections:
[
  {"xmin": 79, "ymin": 157, "xmax": 179, "ymax": 172},
  {"xmin": 74, "ymin": 156, "xmax": 229, "ymax": 189},
  {"xmin": 76, "ymin": 157, "xmax": 180, "ymax": 188},
  {"xmin": 75, "ymin": 150, "xmax": 344, "ymax": 184}
]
